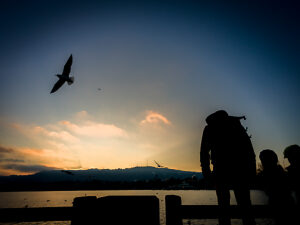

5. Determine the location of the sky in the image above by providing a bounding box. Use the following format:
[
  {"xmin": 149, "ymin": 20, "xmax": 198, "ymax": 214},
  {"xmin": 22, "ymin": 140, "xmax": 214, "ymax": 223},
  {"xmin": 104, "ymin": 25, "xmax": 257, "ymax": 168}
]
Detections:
[{"xmin": 0, "ymin": 0, "xmax": 299, "ymax": 175}]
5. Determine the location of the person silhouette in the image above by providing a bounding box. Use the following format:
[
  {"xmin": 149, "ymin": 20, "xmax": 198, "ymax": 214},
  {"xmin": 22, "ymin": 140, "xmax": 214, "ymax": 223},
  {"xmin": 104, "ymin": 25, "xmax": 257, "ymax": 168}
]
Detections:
[
  {"xmin": 284, "ymin": 144, "xmax": 300, "ymax": 205},
  {"xmin": 258, "ymin": 149, "xmax": 295, "ymax": 225},
  {"xmin": 200, "ymin": 110, "xmax": 256, "ymax": 225}
]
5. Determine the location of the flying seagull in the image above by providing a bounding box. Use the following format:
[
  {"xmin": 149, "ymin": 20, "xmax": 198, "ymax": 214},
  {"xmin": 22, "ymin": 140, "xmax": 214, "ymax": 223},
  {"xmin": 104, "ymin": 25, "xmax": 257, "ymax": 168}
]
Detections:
[
  {"xmin": 154, "ymin": 160, "xmax": 164, "ymax": 168},
  {"xmin": 50, "ymin": 54, "xmax": 74, "ymax": 93}
]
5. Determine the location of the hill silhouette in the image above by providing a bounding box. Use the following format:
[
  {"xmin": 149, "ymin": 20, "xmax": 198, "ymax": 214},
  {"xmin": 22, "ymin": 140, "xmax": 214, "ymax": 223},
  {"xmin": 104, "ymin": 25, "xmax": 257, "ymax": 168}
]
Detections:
[{"xmin": 0, "ymin": 167, "xmax": 203, "ymax": 191}]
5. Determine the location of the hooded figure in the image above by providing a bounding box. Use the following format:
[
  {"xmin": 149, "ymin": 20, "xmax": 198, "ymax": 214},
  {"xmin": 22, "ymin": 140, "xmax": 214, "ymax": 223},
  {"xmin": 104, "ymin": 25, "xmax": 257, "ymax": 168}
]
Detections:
[
  {"xmin": 201, "ymin": 110, "xmax": 256, "ymax": 181},
  {"xmin": 200, "ymin": 110, "xmax": 256, "ymax": 225}
]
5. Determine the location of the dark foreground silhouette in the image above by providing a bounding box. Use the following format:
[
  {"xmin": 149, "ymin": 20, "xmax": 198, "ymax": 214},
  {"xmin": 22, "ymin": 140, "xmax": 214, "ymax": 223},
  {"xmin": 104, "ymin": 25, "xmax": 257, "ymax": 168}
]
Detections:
[
  {"xmin": 0, "ymin": 195, "xmax": 298, "ymax": 225},
  {"xmin": 0, "ymin": 195, "xmax": 160, "ymax": 225},
  {"xmin": 72, "ymin": 195, "xmax": 159, "ymax": 225},
  {"xmin": 50, "ymin": 54, "xmax": 74, "ymax": 93},
  {"xmin": 258, "ymin": 149, "xmax": 297, "ymax": 225},
  {"xmin": 200, "ymin": 110, "xmax": 256, "ymax": 225},
  {"xmin": 284, "ymin": 144, "xmax": 300, "ymax": 206}
]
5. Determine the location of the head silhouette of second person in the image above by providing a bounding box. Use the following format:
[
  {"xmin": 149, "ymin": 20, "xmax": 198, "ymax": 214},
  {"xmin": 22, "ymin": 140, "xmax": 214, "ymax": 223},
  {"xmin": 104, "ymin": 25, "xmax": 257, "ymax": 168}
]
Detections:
[
  {"xmin": 258, "ymin": 149, "xmax": 295, "ymax": 206},
  {"xmin": 284, "ymin": 144, "xmax": 300, "ymax": 167},
  {"xmin": 259, "ymin": 149, "xmax": 279, "ymax": 170}
]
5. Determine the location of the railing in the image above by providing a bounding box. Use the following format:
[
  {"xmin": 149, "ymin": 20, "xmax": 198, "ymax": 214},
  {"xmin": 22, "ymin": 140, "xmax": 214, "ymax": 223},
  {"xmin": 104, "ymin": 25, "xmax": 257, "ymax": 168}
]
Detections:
[
  {"xmin": 0, "ymin": 195, "xmax": 297, "ymax": 225},
  {"xmin": 0, "ymin": 207, "xmax": 73, "ymax": 222},
  {"xmin": 0, "ymin": 195, "xmax": 160, "ymax": 225},
  {"xmin": 165, "ymin": 195, "xmax": 298, "ymax": 225}
]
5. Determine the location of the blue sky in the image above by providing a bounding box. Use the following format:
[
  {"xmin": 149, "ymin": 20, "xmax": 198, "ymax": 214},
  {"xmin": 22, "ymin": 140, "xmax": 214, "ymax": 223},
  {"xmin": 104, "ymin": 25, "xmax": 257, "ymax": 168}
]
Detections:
[{"xmin": 0, "ymin": 0, "xmax": 299, "ymax": 175}]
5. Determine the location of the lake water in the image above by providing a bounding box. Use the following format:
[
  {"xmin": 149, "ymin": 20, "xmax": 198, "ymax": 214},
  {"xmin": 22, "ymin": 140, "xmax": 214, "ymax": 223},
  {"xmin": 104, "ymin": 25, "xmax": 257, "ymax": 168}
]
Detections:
[{"xmin": 0, "ymin": 190, "xmax": 274, "ymax": 225}]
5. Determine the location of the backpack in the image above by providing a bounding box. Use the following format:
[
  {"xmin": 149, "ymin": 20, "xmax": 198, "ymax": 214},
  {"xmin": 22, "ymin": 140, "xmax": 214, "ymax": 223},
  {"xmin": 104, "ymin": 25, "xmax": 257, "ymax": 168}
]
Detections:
[{"xmin": 205, "ymin": 110, "xmax": 256, "ymax": 175}]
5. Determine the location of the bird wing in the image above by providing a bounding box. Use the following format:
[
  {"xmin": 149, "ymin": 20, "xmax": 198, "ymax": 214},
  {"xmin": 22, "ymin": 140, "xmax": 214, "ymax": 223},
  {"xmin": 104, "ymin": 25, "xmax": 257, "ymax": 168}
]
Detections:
[
  {"xmin": 62, "ymin": 54, "xmax": 73, "ymax": 76},
  {"xmin": 154, "ymin": 160, "xmax": 160, "ymax": 167},
  {"xmin": 50, "ymin": 78, "xmax": 65, "ymax": 93}
]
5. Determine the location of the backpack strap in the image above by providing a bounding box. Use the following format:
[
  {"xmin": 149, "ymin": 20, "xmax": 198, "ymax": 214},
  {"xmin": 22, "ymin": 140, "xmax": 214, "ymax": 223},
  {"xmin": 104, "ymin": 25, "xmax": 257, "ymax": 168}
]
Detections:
[{"xmin": 230, "ymin": 116, "xmax": 246, "ymax": 120}]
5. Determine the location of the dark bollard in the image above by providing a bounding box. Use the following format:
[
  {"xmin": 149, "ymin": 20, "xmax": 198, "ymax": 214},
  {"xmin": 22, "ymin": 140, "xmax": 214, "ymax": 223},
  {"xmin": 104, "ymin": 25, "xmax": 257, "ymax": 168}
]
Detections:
[
  {"xmin": 71, "ymin": 196, "xmax": 98, "ymax": 225},
  {"xmin": 165, "ymin": 195, "xmax": 183, "ymax": 225},
  {"xmin": 97, "ymin": 196, "xmax": 159, "ymax": 225},
  {"xmin": 71, "ymin": 195, "xmax": 159, "ymax": 225},
  {"xmin": 73, "ymin": 196, "xmax": 97, "ymax": 208}
]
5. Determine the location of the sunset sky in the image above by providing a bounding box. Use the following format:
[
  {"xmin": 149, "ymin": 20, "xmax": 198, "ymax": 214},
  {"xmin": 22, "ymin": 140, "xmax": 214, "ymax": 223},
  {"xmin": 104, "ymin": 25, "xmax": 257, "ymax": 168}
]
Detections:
[{"xmin": 0, "ymin": 0, "xmax": 299, "ymax": 175}]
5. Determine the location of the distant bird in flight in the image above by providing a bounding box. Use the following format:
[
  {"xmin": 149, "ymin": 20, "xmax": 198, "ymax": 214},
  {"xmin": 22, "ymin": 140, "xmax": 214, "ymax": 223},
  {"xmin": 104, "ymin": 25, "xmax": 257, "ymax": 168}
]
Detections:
[
  {"xmin": 50, "ymin": 54, "xmax": 74, "ymax": 93},
  {"xmin": 154, "ymin": 160, "xmax": 164, "ymax": 168}
]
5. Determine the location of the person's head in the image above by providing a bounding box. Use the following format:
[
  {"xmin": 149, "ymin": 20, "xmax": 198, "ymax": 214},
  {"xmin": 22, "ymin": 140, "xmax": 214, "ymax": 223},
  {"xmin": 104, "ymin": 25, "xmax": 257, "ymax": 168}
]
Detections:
[
  {"xmin": 284, "ymin": 144, "xmax": 300, "ymax": 165},
  {"xmin": 259, "ymin": 149, "xmax": 278, "ymax": 169},
  {"xmin": 206, "ymin": 110, "xmax": 228, "ymax": 126}
]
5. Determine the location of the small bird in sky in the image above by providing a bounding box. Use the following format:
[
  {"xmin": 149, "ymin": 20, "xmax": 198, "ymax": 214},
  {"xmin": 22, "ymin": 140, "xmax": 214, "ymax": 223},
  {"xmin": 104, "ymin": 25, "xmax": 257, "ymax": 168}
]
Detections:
[
  {"xmin": 154, "ymin": 160, "xmax": 164, "ymax": 168},
  {"xmin": 50, "ymin": 54, "xmax": 74, "ymax": 93}
]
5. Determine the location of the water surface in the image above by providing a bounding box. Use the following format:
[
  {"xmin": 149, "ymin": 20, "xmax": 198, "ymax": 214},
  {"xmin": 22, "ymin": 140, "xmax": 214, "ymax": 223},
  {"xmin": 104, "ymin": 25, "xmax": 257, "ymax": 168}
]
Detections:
[{"xmin": 0, "ymin": 190, "xmax": 273, "ymax": 225}]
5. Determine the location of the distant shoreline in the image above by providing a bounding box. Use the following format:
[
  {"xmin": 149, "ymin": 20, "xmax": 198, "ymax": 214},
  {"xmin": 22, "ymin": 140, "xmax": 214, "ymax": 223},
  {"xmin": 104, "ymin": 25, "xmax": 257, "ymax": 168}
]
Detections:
[
  {"xmin": 0, "ymin": 187, "xmax": 212, "ymax": 192},
  {"xmin": 0, "ymin": 167, "xmax": 263, "ymax": 192},
  {"xmin": 0, "ymin": 187, "xmax": 263, "ymax": 192}
]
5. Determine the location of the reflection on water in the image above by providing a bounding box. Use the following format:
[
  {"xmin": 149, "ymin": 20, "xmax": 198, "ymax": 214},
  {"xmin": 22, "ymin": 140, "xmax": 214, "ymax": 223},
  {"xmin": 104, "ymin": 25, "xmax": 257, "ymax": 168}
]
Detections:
[{"xmin": 0, "ymin": 190, "xmax": 272, "ymax": 225}]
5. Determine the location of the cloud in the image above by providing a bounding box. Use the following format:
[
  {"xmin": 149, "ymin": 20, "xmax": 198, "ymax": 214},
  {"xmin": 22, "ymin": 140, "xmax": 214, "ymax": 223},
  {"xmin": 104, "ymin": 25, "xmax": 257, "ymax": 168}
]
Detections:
[
  {"xmin": 2, "ymin": 164, "xmax": 57, "ymax": 173},
  {"xmin": 33, "ymin": 126, "xmax": 79, "ymax": 143},
  {"xmin": 0, "ymin": 145, "xmax": 80, "ymax": 175},
  {"xmin": 0, "ymin": 146, "xmax": 24, "ymax": 163},
  {"xmin": 0, "ymin": 159, "xmax": 25, "ymax": 163},
  {"xmin": 12, "ymin": 114, "xmax": 127, "ymax": 145},
  {"xmin": 0, "ymin": 145, "xmax": 52, "ymax": 175},
  {"xmin": 3, "ymin": 110, "xmax": 187, "ymax": 174},
  {"xmin": 0, "ymin": 146, "xmax": 14, "ymax": 153},
  {"xmin": 140, "ymin": 110, "xmax": 171, "ymax": 126},
  {"xmin": 6, "ymin": 110, "xmax": 131, "ymax": 174},
  {"xmin": 60, "ymin": 120, "xmax": 127, "ymax": 138},
  {"xmin": 75, "ymin": 110, "xmax": 89, "ymax": 119},
  {"xmin": 0, "ymin": 146, "xmax": 16, "ymax": 158},
  {"xmin": 10, "ymin": 123, "xmax": 79, "ymax": 146}
]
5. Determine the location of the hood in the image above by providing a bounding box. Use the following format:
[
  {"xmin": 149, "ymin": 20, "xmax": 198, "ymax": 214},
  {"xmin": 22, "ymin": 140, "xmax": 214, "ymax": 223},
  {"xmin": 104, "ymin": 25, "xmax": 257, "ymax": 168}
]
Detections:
[{"xmin": 205, "ymin": 110, "xmax": 228, "ymax": 125}]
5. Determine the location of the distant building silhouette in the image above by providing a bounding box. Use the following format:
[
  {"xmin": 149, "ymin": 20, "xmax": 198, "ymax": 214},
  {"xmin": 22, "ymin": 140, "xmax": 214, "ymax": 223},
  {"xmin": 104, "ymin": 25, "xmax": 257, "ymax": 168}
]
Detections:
[{"xmin": 200, "ymin": 110, "xmax": 256, "ymax": 225}]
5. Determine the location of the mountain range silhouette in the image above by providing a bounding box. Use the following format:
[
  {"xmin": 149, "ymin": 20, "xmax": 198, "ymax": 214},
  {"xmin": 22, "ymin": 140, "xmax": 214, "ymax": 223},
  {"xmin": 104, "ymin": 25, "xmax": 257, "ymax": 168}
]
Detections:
[{"xmin": 0, "ymin": 166, "xmax": 202, "ymax": 184}]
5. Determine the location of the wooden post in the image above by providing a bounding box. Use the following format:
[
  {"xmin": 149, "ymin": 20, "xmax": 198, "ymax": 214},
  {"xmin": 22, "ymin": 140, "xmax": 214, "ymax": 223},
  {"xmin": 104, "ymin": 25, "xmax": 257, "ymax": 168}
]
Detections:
[
  {"xmin": 71, "ymin": 196, "xmax": 98, "ymax": 225},
  {"xmin": 165, "ymin": 195, "xmax": 183, "ymax": 225},
  {"xmin": 72, "ymin": 195, "xmax": 159, "ymax": 225}
]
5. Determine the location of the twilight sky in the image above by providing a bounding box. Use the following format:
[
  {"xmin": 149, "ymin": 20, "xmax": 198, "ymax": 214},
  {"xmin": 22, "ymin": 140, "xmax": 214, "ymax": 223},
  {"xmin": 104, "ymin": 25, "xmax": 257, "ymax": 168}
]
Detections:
[{"xmin": 0, "ymin": 0, "xmax": 299, "ymax": 175}]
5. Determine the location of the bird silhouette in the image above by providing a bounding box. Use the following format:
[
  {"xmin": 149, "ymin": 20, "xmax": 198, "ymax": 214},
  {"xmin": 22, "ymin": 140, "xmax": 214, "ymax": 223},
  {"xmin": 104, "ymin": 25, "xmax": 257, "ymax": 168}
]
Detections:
[
  {"xmin": 154, "ymin": 160, "xmax": 164, "ymax": 168},
  {"xmin": 50, "ymin": 54, "xmax": 74, "ymax": 93}
]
